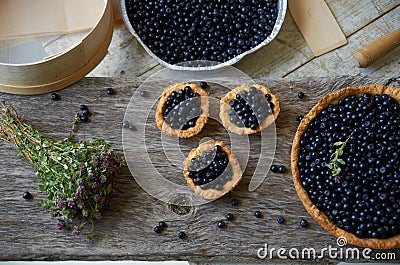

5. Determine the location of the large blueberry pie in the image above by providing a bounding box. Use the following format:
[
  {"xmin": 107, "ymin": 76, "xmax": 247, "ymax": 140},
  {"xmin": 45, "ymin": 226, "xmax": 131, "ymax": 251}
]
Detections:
[
  {"xmin": 220, "ymin": 84, "xmax": 280, "ymax": 135},
  {"xmin": 156, "ymin": 83, "xmax": 209, "ymax": 138},
  {"xmin": 291, "ymin": 85, "xmax": 400, "ymax": 249},
  {"xmin": 183, "ymin": 140, "xmax": 242, "ymax": 200}
]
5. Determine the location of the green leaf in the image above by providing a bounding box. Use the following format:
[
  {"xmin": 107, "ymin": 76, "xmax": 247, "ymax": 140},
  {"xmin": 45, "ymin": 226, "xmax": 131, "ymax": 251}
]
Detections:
[
  {"xmin": 334, "ymin": 141, "xmax": 344, "ymax": 146},
  {"xmin": 337, "ymin": 159, "xmax": 345, "ymax": 165}
]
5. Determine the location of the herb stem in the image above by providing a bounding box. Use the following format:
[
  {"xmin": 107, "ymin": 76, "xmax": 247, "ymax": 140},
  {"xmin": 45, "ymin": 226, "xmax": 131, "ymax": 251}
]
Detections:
[{"xmin": 326, "ymin": 131, "xmax": 354, "ymax": 182}]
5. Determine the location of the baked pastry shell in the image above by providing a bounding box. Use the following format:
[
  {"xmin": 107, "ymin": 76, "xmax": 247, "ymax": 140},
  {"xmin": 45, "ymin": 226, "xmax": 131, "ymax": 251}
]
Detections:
[
  {"xmin": 220, "ymin": 84, "xmax": 280, "ymax": 135},
  {"xmin": 291, "ymin": 84, "xmax": 400, "ymax": 249},
  {"xmin": 155, "ymin": 83, "xmax": 209, "ymax": 138},
  {"xmin": 183, "ymin": 140, "xmax": 242, "ymax": 200}
]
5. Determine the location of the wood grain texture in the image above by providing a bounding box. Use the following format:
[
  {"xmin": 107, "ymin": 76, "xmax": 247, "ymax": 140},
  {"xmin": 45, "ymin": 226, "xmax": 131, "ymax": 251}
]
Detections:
[
  {"xmin": 87, "ymin": 1, "xmax": 400, "ymax": 79},
  {"xmin": 236, "ymin": 0, "xmax": 400, "ymax": 78},
  {"xmin": 0, "ymin": 76, "xmax": 399, "ymax": 262},
  {"xmin": 287, "ymin": 5, "xmax": 400, "ymax": 79}
]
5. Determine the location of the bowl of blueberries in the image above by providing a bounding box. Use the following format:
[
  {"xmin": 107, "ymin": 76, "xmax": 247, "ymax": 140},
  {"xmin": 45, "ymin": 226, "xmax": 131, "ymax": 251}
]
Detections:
[{"xmin": 120, "ymin": 0, "xmax": 287, "ymax": 70}]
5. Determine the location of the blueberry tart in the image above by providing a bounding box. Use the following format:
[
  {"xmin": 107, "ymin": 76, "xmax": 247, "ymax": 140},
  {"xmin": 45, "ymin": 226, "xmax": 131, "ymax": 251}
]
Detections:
[
  {"xmin": 220, "ymin": 84, "xmax": 280, "ymax": 135},
  {"xmin": 183, "ymin": 140, "xmax": 242, "ymax": 200},
  {"xmin": 155, "ymin": 83, "xmax": 209, "ymax": 138},
  {"xmin": 291, "ymin": 84, "xmax": 400, "ymax": 249}
]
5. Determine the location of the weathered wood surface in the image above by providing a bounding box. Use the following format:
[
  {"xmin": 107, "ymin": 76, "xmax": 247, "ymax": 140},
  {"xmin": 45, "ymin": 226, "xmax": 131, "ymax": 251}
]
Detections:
[
  {"xmin": 0, "ymin": 76, "xmax": 399, "ymax": 262},
  {"xmin": 89, "ymin": 0, "xmax": 400, "ymax": 79}
]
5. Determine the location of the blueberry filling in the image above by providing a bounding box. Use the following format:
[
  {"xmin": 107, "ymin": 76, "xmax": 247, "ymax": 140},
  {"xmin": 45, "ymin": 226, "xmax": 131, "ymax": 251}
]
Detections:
[
  {"xmin": 163, "ymin": 86, "xmax": 202, "ymax": 130},
  {"xmin": 187, "ymin": 145, "xmax": 232, "ymax": 190},
  {"xmin": 228, "ymin": 87, "xmax": 273, "ymax": 129},
  {"xmin": 125, "ymin": 0, "xmax": 279, "ymax": 65},
  {"xmin": 298, "ymin": 93, "xmax": 400, "ymax": 239}
]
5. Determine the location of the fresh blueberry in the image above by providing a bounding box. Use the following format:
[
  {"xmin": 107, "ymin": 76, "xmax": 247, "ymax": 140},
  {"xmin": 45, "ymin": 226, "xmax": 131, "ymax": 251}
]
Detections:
[
  {"xmin": 231, "ymin": 199, "xmax": 239, "ymax": 206},
  {"xmin": 277, "ymin": 216, "xmax": 285, "ymax": 224},
  {"xmin": 106, "ymin": 88, "xmax": 115, "ymax": 95},
  {"xmin": 23, "ymin": 191, "xmax": 32, "ymax": 200},
  {"xmin": 255, "ymin": 211, "xmax": 262, "ymax": 218},
  {"xmin": 177, "ymin": 231, "xmax": 186, "ymax": 239},
  {"xmin": 217, "ymin": 220, "xmax": 226, "ymax": 228},
  {"xmin": 154, "ymin": 226, "xmax": 161, "ymax": 233},
  {"xmin": 226, "ymin": 213, "xmax": 234, "ymax": 221},
  {"xmin": 50, "ymin": 93, "xmax": 60, "ymax": 101},
  {"xmin": 300, "ymin": 219, "xmax": 308, "ymax": 228}
]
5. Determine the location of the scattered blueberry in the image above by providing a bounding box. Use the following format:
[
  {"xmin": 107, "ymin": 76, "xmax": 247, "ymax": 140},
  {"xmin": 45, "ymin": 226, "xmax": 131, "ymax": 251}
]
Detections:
[
  {"xmin": 79, "ymin": 115, "xmax": 89, "ymax": 122},
  {"xmin": 226, "ymin": 213, "xmax": 234, "ymax": 221},
  {"xmin": 278, "ymin": 165, "xmax": 286, "ymax": 174},
  {"xmin": 159, "ymin": 221, "xmax": 167, "ymax": 229},
  {"xmin": 296, "ymin": 115, "xmax": 304, "ymax": 122},
  {"xmin": 106, "ymin": 88, "xmax": 115, "ymax": 95},
  {"xmin": 297, "ymin": 92, "xmax": 305, "ymax": 99},
  {"xmin": 231, "ymin": 199, "xmax": 239, "ymax": 206},
  {"xmin": 154, "ymin": 226, "xmax": 162, "ymax": 233},
  {"xmin": 80, "ymin": 105, "xmax": 87, "ymax": 111},
  {"xmin": 177, "ymin": 231, "xmax": 186, "ymax": 239},
  {"xmin": 81, "ymin": 109, "xmax": 90, "ymax": 116},
  {"xmin": 23, "ymin": 191, "xmax": 32, "ymax": 200},
  {"xmin": 300, "ymin": 219, "xmax": 308, "ymax": 228},
  {"xmin": 122, "ymin": 120, "xmax": 130, "ymax": 129},
  {"xmin": 254, "ymin": 211, "xmax": 262, "ymax": 218},
  {"xmin": 270, "ymin": 165, "xmax": 279, "ymax": 173},
  {"xmin": 140, "ymin": 90, "xmax": 147, "ymax": 97},
  {"xmin": 277, "ymin": 216, "xmax": 285, "ymax": 224},
  {"xmin": 50, "ymin": 93, "xmax": 60, "ymax": 101},
  {"xmin": 199, "ymin": 81, "xmax": 208, "ymax": 89},
  {"xmin": 217, "ymin": 220, "xmax": 226, "ymax": 228}
]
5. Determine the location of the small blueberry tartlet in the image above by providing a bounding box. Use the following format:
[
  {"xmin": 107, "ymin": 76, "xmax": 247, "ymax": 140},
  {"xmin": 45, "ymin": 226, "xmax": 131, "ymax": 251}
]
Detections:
[
  {"xmin": 183, "ymin": 140, "xmax": 242, "ymax": 200},
  {"xmin": 220, "ymin": 84, "xmax": 280, "ymax": 135},
  {"xmin": 291, "ymin": 84, "xmax": 400, "ymax": 249},
  {"xmin": 155, "ymin": 83, "xmax": 209, "ymax": 138}
]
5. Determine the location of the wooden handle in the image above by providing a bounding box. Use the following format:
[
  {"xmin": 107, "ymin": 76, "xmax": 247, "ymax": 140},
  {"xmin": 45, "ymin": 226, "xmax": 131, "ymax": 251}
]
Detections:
[{"xmin": 353, "ymin": 28, "xmax": 400, "ymax": 68}]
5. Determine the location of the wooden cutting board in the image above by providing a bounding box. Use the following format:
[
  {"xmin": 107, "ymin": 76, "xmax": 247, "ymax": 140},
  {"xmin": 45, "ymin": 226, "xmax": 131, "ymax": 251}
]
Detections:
[{"xmin": 0, "ymin": 76, "xmax": 398, "ymax": 262}]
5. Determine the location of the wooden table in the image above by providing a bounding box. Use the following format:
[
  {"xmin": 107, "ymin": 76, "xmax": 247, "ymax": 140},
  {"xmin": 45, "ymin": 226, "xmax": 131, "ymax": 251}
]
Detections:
[
  {"xmin": 1, "ymin": 0, "xmax": 399, "ymax": 263},
  {"xmin": 1, "ymin": 76, "xmax": 399, "ymax": 262},
  {"xmin": 90, "ymin": 0, "xmax": 400, "ymax": 79}
]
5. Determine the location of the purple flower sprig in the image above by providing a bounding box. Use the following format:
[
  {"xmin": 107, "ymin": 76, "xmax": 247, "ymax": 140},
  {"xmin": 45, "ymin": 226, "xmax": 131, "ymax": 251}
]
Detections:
[{"xmin": 0, "ymin": 102, "xmax": 124, "ymax": 239}]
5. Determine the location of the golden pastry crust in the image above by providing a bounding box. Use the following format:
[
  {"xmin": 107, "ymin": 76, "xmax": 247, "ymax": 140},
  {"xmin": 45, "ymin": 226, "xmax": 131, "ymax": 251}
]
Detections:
[
  {"xmin": 291, "ymin": 84, "xmax": 400, "ymax": 249},
  {"xmin": 155, "ymin": 83, "xmax": 209, "ymax": 138},
  {"xmin": 219, "ymin": 84, "xmax": 280, "ymax": 135},
  {"xmin": 183, "ymin": 140, "xmax": 242, "ymax": 200}
]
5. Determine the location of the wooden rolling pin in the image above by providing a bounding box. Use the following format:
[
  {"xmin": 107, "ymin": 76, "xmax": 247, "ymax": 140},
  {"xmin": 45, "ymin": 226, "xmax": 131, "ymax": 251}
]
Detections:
[{"xmin": 353, "ymin": 28, "xmax": 400, "ymax": 68}]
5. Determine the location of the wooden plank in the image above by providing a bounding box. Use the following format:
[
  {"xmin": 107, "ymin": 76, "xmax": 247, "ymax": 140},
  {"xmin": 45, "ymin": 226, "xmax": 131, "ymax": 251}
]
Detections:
[
  {"xmin": 285, "ymin": 6, "xmax": 400, "ymax": 78},
  {"xmin": 88, "ymin": 26, "xmax": 159, "ymax": 78},
  {"xmin": 235, "ymin": 0, "xmax": 399, "ymax": 78},
  {"xmin": 87, "ymin": 1, "xmax": 399, "ymax": 79},
  {"xmin": 0, "ymin": 76, "xmax": 399, "ymax": 261}
]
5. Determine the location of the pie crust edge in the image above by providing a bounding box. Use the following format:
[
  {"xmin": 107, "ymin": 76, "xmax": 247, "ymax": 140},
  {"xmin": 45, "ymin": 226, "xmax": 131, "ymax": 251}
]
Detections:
[
  {"xmin": 291, "ymin": 84, "xmax": 400, "ymax": 249},
  {"xmin": 155, "ymin": 83, "xmax": 209, "ymax": 138},
  {"xmin": 219, "ymin": 84, "xmax": 280, "ymax": 135},
  {"xmin": 183, "ymin": 140, "xmax": 242, "ymax": 200}
]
